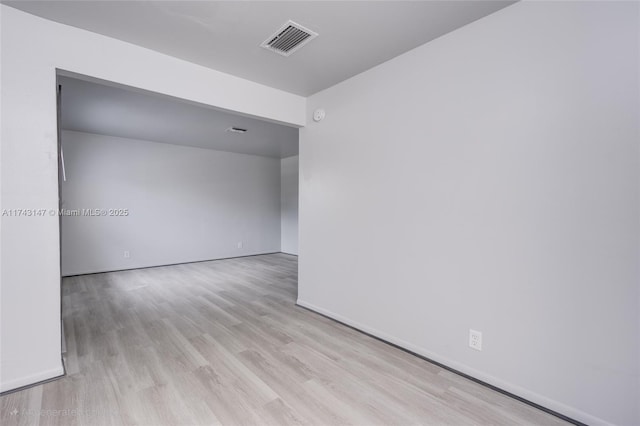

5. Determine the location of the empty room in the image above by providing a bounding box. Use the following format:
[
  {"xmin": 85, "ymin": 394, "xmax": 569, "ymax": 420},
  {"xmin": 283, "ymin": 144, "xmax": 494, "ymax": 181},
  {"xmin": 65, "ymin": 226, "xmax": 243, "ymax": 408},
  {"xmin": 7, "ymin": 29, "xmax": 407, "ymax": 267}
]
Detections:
[{"xmin": 0, "ymin": 1, "xmax": 638, "ymax": 426}]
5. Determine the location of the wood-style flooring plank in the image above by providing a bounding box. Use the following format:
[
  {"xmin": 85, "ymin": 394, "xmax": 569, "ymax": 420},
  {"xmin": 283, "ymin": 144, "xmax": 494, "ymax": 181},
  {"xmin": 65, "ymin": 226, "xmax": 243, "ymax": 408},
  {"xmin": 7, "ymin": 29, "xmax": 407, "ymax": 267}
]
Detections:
[{"xmin": 1, "ymin": 254, "xmax": 569, "ymax": 426}]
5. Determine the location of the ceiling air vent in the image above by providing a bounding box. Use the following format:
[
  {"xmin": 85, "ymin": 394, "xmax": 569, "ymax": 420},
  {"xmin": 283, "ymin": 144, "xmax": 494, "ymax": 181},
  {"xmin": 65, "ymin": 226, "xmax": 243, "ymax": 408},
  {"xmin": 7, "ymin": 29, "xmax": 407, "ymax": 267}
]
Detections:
[
  {"xmin": 226, "ymin": 127, "xmax": 247, "ymax": 134},
  {"xmin": 261, "ymin": 20, "xmax": 318, "ymax": 57}
]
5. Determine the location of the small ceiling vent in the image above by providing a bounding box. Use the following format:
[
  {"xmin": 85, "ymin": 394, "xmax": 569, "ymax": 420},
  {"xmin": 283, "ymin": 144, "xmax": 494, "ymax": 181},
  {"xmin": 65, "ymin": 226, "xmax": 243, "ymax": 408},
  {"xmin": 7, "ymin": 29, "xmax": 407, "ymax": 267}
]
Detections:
[
  {"xmin": 261, "ymin": 20, "xmax": 318, "ymax": 57},
  {"xmin": 226, "ymin": 127, "xmax": 247, "ymax": 134}
]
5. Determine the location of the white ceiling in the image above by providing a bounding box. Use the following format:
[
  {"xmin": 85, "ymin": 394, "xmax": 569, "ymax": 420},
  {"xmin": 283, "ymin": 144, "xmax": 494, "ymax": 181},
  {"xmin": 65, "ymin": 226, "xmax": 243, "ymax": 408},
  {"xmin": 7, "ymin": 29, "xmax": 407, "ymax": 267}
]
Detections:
[
  {"xmin": 60, "ymin": 76, "xmax": 299, "ymax": 158},
  {"xmin": 5, "ymin": 1, "xmax": 515, "ymax": 96}
]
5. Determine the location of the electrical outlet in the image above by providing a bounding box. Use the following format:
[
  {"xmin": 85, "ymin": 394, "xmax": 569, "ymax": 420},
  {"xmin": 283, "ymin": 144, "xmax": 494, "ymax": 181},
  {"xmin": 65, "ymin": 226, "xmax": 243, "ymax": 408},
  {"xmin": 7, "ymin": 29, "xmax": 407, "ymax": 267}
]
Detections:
[
  {"xmin": 124, "ymin": 251, "xmax": 130, "ymax": 259},
  {"xmin": 237, "ymin": 241, "xmax": 243, "ymax": 249},
  {"xmin": 469, "ymin": 329, "xmax": 482, "ymax": 351}
]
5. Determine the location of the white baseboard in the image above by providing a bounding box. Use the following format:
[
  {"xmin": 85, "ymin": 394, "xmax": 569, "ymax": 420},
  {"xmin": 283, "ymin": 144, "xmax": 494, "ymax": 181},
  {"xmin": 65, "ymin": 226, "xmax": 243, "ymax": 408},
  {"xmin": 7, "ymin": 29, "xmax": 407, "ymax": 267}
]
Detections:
[
  {"xmin": 297, "ymin": 299, "xmax": 613, "ymax": 426},
  {"xmin": 0, "ymin": 365, "xmax": 64, "ymax": 393},
  {"xmin": 62, "ymin": 251, "xmax": 281, "ymax": 277}
]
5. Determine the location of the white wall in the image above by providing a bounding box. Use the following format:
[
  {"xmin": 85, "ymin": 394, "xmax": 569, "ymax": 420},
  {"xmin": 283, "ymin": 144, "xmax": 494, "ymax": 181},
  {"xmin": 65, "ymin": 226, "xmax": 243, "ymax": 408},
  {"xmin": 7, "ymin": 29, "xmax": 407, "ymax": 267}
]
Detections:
[
  {"xmin": 281, "ymin": 155, "xmax": 299, "ymax": 255},
  {"xmin": 60, "ymin": 131, "xmax": 281, "ymax": 276},
  {"xmin": 299, "ymin": 2, "xmax": 639, "ymax": 425},
  {"xmin": 0, "ymin": 5, "xmax": 303, "ymax": 393}
]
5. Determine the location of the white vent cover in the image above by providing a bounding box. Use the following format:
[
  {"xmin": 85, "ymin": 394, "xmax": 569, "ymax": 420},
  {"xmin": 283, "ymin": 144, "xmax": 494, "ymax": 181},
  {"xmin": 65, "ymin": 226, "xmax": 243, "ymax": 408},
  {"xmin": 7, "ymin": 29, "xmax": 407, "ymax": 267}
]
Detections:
[{"xmin": 261, "ymin": 20, "xmax": 318, "ymax": 57}]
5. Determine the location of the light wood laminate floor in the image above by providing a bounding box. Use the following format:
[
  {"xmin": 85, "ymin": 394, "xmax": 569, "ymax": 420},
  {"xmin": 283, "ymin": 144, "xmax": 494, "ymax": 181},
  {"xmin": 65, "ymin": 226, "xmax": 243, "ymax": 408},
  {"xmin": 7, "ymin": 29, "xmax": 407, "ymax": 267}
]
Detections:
[{"xmin": 1, "ymin": 254, "xmax": 568, "ymax": 425}]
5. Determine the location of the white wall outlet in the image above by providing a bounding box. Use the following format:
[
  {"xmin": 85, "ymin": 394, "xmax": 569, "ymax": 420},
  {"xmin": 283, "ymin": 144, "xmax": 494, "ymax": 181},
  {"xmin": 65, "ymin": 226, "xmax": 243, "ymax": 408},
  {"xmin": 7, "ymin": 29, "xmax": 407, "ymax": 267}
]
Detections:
[
  {"xmin": 237, "ymin": 241, "xmax": 243, "ymax": 249},
  {"xmin": 123, "ymin": 250, "xmax": 130, "ymax": 259},
  {"xmin": 469, "ymin": 329, "xmax": 482, "ymax": 351}
]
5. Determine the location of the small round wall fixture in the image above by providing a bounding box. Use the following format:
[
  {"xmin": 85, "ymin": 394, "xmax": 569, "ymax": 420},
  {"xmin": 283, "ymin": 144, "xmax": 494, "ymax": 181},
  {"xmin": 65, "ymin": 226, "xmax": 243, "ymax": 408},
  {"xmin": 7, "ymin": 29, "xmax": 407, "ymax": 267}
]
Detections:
[{"xmin": 313, "ymin": 108, "xmax": 326, "ymax": 122}]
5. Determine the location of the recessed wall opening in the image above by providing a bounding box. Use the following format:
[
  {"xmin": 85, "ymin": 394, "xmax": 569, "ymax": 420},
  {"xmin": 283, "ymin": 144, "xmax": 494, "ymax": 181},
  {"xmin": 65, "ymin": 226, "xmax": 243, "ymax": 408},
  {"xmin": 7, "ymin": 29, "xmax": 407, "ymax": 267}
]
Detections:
[{"xmin": 56, "ymin": 71, "xmax": 299, "ymax": 361}]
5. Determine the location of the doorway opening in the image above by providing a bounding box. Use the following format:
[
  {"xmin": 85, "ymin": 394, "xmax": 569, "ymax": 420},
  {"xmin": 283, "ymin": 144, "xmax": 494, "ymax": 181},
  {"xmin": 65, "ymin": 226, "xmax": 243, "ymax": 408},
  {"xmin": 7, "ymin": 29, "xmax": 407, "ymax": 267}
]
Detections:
[{"xmin": 56, "ymin": 71, "xmax": 300, "ymax": 363}]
